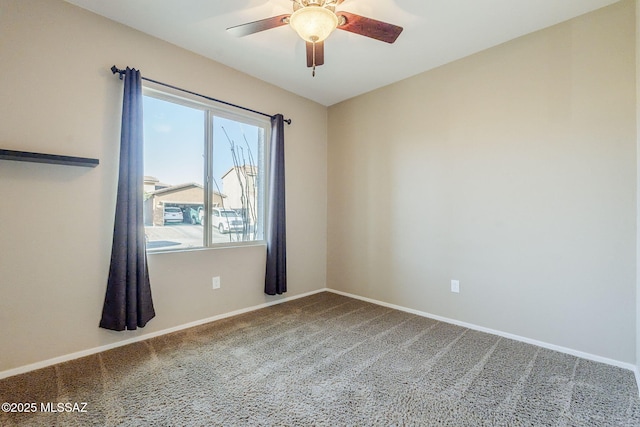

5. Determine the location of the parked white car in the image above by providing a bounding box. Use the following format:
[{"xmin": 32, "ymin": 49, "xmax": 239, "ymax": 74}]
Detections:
[
  {"xmin": 211, "ymin": 208, "xmax": 243, "ymax": 233},
  {"xmin": 163, "ymin": 206, "xmax": 183, "ymax": 224}
]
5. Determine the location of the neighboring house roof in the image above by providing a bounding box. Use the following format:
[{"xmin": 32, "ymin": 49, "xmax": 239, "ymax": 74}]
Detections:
[
  {"xmin": 221, "ymin": 165, "xmax": 257, "ymax": 180},
  {"xmin": 144, "ymin": 176, "xmax": 171, "ymax": 190},
  {"xmin": 149, "ymin": 182, "xmax": 225, "ymax": 198}
]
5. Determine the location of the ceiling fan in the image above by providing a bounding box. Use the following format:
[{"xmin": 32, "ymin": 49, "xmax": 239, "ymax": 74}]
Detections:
[{"xmin": 227, "ymin": 0, "xmax": 403, "ymax": 76}]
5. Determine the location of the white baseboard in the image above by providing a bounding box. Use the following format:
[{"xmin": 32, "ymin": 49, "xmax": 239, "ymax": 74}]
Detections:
[
  {"xmin": 326, "ymin": 289, "xmax": 639, "ymax": 377},
  {"xmin": 0, "ymin": 288, "xmax": 327, "ymax": 380}
]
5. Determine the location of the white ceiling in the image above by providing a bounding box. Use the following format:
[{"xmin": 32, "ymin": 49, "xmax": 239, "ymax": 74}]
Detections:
[{"xmin": 65, "ymin": 0, "xmax": 620, "ymax": 106}]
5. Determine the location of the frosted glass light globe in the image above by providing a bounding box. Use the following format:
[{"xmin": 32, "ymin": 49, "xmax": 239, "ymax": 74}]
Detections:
[{"xmin": 289, "ymin": 5, "xmax": 339, "ymax": 43}]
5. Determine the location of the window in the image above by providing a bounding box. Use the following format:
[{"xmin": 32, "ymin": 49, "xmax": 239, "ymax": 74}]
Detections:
[{"xmin": 142, "ymin": 87, "xmax": 269, "ymax": 251}]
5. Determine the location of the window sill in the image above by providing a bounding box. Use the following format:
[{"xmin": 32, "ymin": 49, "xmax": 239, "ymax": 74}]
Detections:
[{"xmin": 147, "ymin": 241, "xmax": 267, "ymax": 256}]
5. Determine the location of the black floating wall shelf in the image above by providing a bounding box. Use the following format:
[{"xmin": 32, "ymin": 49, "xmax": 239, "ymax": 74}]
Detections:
[{"xmin": 0, "ymin": 149, "xmax": 99, "ymax": 168}]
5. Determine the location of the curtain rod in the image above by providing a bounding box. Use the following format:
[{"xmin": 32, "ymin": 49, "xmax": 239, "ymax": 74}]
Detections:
[{"xmin": 110, "ymin": 66, "xmax": 291, "ymax": 125}]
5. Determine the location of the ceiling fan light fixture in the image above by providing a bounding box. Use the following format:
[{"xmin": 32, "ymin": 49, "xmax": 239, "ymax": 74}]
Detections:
[{"xmin": 289, "ymin": 5, "xmax": 338, "ymax": 43}]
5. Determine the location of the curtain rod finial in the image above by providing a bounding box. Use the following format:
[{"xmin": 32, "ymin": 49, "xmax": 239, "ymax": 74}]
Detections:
[
  {"xmin": 111, "ymin": 65, "xmax": 124, "ymax": 80},
  {"xmin": 284, "ymin": 118, "xmax": 292, "ymax": 125}
]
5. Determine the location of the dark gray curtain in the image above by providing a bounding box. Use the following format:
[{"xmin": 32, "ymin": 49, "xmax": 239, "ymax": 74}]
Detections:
[
  {"xmin": 265, "ymin": 114, "xmax": 287, "ymax": 295},
  {"xmin": 100, "ymin": 67, "xmax": 155, "ymax": 331}
]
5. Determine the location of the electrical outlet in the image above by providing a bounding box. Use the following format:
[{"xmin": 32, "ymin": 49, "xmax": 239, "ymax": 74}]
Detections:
[
  {"xmin": 212, "ymin": 276, "xmax": 221, "ymax": 290},
  {"xmin": 451, "ymin": 280, "xmax": 460, "ymax": 293}
]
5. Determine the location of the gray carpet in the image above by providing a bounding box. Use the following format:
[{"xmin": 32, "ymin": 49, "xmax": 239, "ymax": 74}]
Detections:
[{"xmin": 1, "ymin": 292, "xmax": 639, "ymax": 426}]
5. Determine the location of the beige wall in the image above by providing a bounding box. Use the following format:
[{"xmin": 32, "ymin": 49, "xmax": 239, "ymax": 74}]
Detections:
[
  {"xmin": 0, "ymin": 0, "xmax": 327, "ymax": 372},
  {"xmin": 637, "ymin": 0, "xmax": 640, "ymax": 372},
  {"xmin": 328, "ymin": 1, "xmax": 636, "ymax": 363}
]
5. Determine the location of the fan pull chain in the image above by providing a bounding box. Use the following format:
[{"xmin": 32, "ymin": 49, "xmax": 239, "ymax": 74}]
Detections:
[{"xmin": 312, "ymin": 40, "xmax": 317, "ymax": 77}]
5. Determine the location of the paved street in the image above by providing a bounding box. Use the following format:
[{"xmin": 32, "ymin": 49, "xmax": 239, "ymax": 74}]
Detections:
[{"xmin": 145, "ymin": 224, "xmax": 249, "ymax": 251}]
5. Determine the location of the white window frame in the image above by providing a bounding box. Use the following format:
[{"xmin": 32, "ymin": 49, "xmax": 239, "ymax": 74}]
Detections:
[{"xmin": 143, "ymin": 84, "xmax": 270, "ymax": 252}]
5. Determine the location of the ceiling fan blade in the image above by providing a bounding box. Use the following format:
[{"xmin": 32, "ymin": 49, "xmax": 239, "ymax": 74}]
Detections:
[
  {"xmin": 337, "ymin": 11, "xmax": 403, "ymax": 44},
  {"xmin": 227, "ymin": 14, "xmax": 290, "ymax": 37},
  {"xmin": 306, "ymin": 41, "xmax": 325, "ymax": 68}
]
